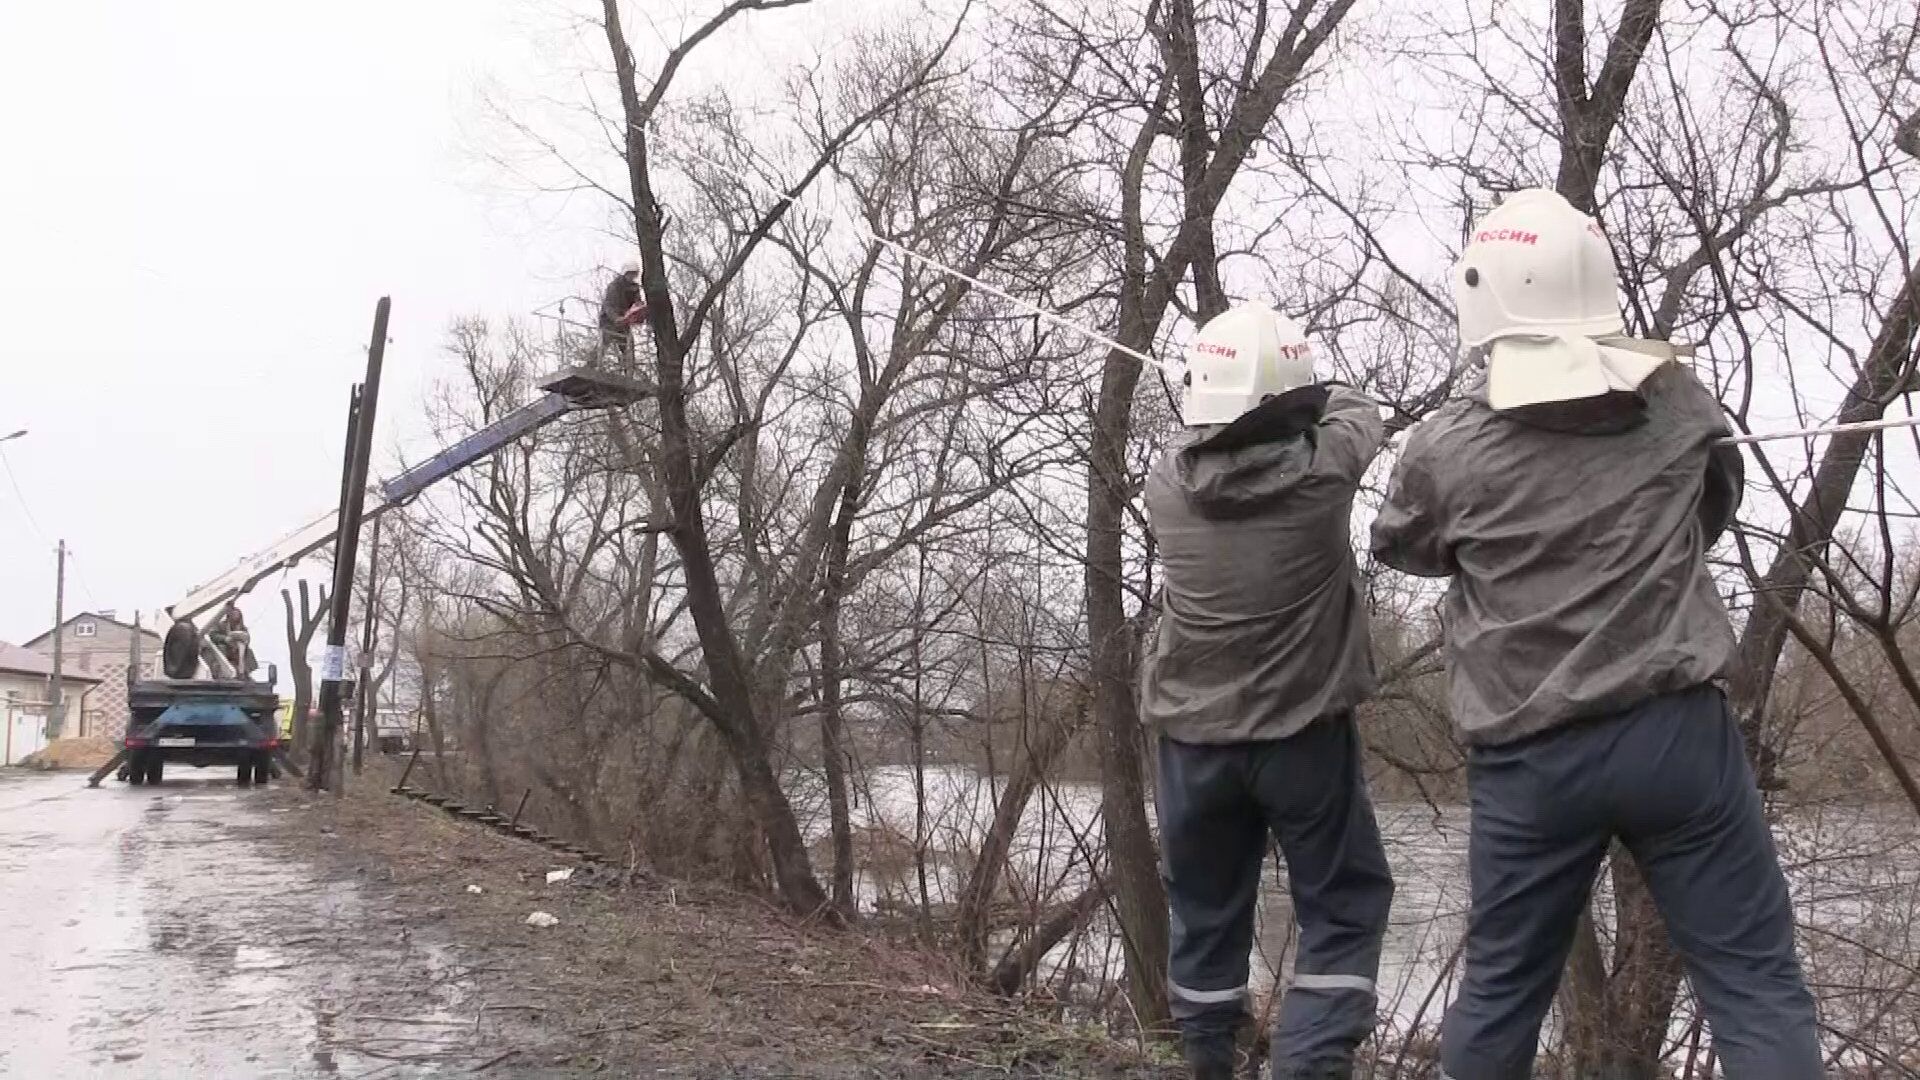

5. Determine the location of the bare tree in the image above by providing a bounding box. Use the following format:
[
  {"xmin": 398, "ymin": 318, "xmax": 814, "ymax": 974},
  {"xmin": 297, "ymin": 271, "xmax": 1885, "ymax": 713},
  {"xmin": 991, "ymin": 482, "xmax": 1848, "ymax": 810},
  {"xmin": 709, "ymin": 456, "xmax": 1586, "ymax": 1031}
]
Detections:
[
  {"xmin": 995, "ymin": 0, "xmax": 1364, "ymax": 1025},
  {"xmin": 1356, "ymin": 0, "xmax": 1920, "ymax": 1071},
  {"xmin": 281, "ymin": 578, "xmax": 329, "ymax": 765}
]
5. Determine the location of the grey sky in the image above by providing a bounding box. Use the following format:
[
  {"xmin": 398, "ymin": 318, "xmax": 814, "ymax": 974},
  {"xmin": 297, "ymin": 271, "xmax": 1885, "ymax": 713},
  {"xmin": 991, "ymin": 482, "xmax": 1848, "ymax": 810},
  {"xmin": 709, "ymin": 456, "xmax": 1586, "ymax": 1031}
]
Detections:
[
  {"xmin": 0, "ymin": 0, "xmax": 872, "ymax": 682},
  {"xmin": 0, "ymin": 0, "xmax": 583, "ymax": 660},
  {"xmin": 5, "ymin": 0, "xmax": 1905, "ymax": 682}
]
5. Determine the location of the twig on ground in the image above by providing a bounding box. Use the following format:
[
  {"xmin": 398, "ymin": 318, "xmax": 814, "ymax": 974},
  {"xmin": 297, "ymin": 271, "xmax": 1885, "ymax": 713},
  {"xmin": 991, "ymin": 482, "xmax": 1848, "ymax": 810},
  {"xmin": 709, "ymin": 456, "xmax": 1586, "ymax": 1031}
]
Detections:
[
  {"xmin": 337, "ymin": 1045, "xmax": 466, "ymax": 1063},
  {"xmin": 470, "ymin": 1048, "xmax": 521, "ymax": 1073},
  {"xmin": 896, "ymin": 1030, "xmax": 1010, "ymax": 1072},
  {"xmin": 572, "ymin": 1022, "xmax": 645, "ymax": 1038}
]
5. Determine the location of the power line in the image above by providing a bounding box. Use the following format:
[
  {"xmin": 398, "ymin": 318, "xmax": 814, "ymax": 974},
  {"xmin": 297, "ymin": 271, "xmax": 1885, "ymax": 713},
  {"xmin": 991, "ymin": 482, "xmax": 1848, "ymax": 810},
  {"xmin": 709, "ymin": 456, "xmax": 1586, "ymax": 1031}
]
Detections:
[
  {"xmin": 0, "ymin": 444, "xmax": 50, "ymax": 545},
  {"xmin": 1, "ymin": 443, "xmax": 106, "ymax": 612},
  {"xmin": 60, "ymin": 547, "xmax": 108, "ymax": 613}
]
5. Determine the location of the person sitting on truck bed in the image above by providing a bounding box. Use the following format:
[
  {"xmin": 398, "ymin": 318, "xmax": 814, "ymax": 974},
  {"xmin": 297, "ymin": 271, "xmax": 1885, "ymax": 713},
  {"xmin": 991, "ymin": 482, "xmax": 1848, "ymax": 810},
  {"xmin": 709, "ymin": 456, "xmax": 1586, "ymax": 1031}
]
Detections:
[{"xmin": 206, "ymin": 605, "xmax": 257, "ymax": 677}]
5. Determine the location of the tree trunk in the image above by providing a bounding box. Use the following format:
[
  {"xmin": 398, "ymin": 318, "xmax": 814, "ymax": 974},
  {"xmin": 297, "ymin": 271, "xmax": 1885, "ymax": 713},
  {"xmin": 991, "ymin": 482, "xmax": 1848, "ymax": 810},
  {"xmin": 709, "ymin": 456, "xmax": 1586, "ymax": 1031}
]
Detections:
[
  {"xmin": 720, "ymin": 721, "xmax": 826, "ymax": 910},
  {"xmin": 1729, "ymin": 266, "xmax": 1920, "ymax": 771},
  {"xmin": 1561, "ymin": 852, "xmax": 1684, "ymax": 1080},
  {"xmin": 909, "ymin": 545, "xmax": 934, "ymax": 928},
  {"xmin": 818, "ymin": 601, "xmax": 857, "ymax": 916},
  {"xmin": 992, "ymin": 881, "xmax": 1111, "ymax": 996},
  {"xmin": 1086, "ymin": 340, "xmax": 1170, "ymax": 1026},
  {"xmin": 1076, "ymin": 0, "xmax": 1362, "ymax": 1026},
  {"xmin": 282, "ymin": 580, "xmax": 326, "ymax": 767},
  {"xmin": 418, "ymin": 657, "xmax": 451, "ymax": 789},
  {"xmin": 599, "ymin": 0, "xmax": 829, "ymax": 918},
  {"xmin": 1572, "ymin": 262, "xmax": 1920, "ymax": 1069},
  {"xmin": 1550, "ymin": 0, "xmax": 1665, "ymax": 212},
  {"xmin": 1544, "ymin": 4, "xmax": 1683, "ymax": 1067},
  {"xmin": 955, "ymin": 701, "xmax": 1082, "ymax": 972},
  {"xmin": 818, "ymin": 441, "xmax": 865, "ymax": 918},
  {"xmin": 288, "ymin": 667, "xmax": 312, "ymax": 764}
]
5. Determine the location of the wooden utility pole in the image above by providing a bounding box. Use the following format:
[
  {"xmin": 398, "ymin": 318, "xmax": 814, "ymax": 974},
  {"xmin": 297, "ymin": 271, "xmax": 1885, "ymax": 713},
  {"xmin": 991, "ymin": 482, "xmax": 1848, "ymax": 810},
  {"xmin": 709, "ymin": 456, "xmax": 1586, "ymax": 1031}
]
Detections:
[
  {"xmin": 311, "ymin": 297, "xmax": 390, "ymax": 792},
  {"xmin": 351, "ymin": 514, "xmax": 382, "ymax": 774},
  {"xmin": 127, "ymin": 612, "xmax": 143, "ymax": 685},
  {"xmin": 46, "ymin": 540, "xmax": 66, "ymax": 742}
]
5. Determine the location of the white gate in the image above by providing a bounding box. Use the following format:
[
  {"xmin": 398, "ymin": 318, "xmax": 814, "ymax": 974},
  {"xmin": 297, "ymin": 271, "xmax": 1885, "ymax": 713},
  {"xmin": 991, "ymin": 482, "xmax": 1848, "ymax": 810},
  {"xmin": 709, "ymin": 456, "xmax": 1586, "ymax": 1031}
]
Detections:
[{"xmin": 3, "ymin": 706, "xmax": 49, "ymax": 765}]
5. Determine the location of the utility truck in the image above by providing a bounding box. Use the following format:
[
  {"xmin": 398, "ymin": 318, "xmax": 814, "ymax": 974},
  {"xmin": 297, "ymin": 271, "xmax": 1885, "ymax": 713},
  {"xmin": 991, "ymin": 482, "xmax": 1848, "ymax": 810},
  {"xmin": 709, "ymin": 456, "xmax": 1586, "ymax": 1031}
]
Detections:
[
  {"xmin": 89, "ymin": 366, "xmax": 649, "ymax": 788},
  {"xmin": 122, "ymin": 623, "xmax": 283, "ymax": 786}
]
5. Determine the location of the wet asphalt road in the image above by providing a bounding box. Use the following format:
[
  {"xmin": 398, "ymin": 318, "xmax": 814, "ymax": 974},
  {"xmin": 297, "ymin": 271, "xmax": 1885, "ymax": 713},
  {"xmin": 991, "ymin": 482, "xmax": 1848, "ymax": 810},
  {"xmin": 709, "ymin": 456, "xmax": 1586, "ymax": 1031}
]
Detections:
[{"xmin": 0, "ymin": 769, "xmax": 483, "ymax": 1079}]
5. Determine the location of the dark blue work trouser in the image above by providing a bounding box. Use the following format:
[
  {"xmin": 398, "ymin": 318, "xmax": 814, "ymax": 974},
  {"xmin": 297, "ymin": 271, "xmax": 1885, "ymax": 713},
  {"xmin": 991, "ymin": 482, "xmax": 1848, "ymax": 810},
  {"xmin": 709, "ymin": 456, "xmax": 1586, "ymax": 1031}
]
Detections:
[
  {"xmin": 1440, "ymin": 685, "xmax": 1822, "ymax": 1080},
  {"xmin": 1158, "ymin": 715, "xmax": 1395, "ymax": 1076}
]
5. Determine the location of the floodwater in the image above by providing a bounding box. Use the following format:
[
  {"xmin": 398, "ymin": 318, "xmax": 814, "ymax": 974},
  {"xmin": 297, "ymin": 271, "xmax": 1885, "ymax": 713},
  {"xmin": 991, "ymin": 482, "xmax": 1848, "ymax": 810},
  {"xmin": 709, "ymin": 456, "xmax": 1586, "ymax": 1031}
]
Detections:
[
  {"xmin": 0, "ymin": 770, "xmax": 483, "ymax": 1078},
  {"xmin": 793, "ymin": 764, "xmax": 1920, "ymax": 1054},
  {"xmin": 790, "ymin": 765, "xmax": 1473, "ymax": 1021}
]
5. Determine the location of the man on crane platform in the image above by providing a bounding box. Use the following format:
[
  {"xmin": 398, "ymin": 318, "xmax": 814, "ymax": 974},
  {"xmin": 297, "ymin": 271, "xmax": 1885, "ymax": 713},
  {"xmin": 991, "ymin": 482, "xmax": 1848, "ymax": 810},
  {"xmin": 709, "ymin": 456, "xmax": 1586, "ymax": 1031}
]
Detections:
[
  {"xmin": 1371, "ymin": 188, "xmax": 1821, "ymax": 1079},
  {"xmin": 1142, "ymin": 303, "xmax": 1395, "ymax": 1080},
  {"xmin": 598, "ymin": 261, "xmax": 648, "ymax": 365}
]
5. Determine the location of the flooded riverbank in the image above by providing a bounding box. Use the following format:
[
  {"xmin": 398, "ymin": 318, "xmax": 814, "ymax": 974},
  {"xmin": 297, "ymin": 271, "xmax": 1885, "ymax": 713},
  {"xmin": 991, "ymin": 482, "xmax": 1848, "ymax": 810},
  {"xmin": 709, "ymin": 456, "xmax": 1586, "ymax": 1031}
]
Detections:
[{"xmin": 790, "ymin": 763, "xmax": 1920, "ymax": 1065}]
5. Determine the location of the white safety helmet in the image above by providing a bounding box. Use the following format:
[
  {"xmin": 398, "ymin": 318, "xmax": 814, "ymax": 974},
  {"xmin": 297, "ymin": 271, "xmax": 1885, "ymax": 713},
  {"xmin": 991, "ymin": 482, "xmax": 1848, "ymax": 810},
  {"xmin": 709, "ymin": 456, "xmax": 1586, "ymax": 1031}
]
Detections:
[
  {"xmin": 1181, "ymin": 302, "xmax": 1317, "ymax": 427},
  {"xmin": 621, "ymin": 260, "xmax": 640, "ymax": 276},
  {"xmin": 1455, "ymin": 189, "xmax": 1674, "ymax": 411},
  {"xmin": 1454, "ymin": 188, "xmax": 1623, "ymax": 352}
]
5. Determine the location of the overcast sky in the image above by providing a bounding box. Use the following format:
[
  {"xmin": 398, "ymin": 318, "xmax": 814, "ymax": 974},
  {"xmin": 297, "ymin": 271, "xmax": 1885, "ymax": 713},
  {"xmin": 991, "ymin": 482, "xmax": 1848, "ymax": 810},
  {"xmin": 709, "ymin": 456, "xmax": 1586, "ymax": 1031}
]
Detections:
[
  {"xmin": 0, "ymin": 0, "xmax": 512, "ymax": 649},
  {"xmin": 4, "ymin": 0, "xmax": 1904, "ymax": 683},
  {"xmin": 0, "ymin": 2, "xmax": 737, "ymax": 674}
]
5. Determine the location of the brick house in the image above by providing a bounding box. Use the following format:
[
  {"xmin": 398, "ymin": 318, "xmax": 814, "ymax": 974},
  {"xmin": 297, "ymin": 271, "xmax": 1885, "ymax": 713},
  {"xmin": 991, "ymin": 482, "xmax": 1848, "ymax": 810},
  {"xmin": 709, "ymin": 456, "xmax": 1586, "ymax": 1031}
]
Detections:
[{"xmin": 22, "ymin": 612, "xmax": 163, "ymax": 740}]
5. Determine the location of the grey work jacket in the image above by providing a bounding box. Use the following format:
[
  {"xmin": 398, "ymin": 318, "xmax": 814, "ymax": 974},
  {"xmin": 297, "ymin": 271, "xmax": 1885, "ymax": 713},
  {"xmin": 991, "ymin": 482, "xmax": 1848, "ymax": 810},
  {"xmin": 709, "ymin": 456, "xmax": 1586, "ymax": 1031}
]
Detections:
[
  {"xmin": 1369, "ymin": 364, "xmax": 1744, "ymax": 747},
  {"xmin": 1141, "ymin": 384, "xmax": 1386, "ymax": 745}
]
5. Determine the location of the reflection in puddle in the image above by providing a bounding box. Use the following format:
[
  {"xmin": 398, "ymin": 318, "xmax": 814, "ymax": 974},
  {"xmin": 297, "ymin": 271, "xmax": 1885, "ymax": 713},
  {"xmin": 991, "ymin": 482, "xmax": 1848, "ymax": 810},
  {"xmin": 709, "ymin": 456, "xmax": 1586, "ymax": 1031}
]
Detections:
[
  {"xmin": 0, "ymin": 776, "xmax": 488, "ymax": 1078},
  {"xmin": 233, "ymin": 944, "xmax": 292, "ymax": 971},
  {"xmin": 312, "ymin": 1007, "xmax": 339, "ymax": 1074}
]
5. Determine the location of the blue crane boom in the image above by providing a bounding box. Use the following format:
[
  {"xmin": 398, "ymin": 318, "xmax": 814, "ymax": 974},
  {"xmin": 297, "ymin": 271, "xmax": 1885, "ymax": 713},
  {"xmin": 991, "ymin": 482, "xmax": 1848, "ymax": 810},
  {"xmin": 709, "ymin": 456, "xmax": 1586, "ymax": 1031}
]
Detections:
[{"xmin": 167, "ymin": 367, "xmax": 649, "ymax": 625}]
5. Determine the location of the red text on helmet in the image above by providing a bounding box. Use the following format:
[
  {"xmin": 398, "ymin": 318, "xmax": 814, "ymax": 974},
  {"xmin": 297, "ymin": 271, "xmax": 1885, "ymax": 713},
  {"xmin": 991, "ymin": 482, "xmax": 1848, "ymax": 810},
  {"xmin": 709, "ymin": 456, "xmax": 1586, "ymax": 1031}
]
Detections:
[
  {"xmin": 1191, "ymin": 342, "xmax": 1239, "ymax": 358},
  {"xmin": 1275, "ymin": 343, "xmax": 1311, "ymax": 359},
  {"xmin": 1474, "ymin": 228, "xmax": 1539, "ymax": 245}
]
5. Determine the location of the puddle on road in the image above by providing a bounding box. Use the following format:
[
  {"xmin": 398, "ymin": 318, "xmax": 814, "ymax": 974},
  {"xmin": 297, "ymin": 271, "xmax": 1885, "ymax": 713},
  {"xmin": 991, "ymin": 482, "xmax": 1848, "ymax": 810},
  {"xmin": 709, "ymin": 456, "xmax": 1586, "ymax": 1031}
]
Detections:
[{"xmin": 1, "ymin": 776, "xmax": 493, "ymax": 1078}]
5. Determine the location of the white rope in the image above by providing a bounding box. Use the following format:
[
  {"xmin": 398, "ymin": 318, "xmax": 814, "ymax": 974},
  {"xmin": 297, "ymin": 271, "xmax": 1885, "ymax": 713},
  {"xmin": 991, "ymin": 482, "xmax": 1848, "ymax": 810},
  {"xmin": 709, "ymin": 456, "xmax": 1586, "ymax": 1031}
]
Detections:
[
  {"xmin": 641, "ymin": 130, "xmax": 1920, "ymax": 444},
  {"xmin": 1718, "ymin": 413, "xmax": 1920, "ymax": 447},
  {"xmin": 644, "ymin": 125, "xmax": 1170, "ymax": 371}
]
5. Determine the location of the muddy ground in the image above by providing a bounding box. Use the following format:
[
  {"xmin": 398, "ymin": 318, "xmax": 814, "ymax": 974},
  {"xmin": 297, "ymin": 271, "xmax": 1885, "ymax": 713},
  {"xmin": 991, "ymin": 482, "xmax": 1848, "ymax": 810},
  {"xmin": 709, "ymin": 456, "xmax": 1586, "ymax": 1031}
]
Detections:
[{"xmin": 1, "ymin": 766, "xmax": 1178, "ymax": 1078}]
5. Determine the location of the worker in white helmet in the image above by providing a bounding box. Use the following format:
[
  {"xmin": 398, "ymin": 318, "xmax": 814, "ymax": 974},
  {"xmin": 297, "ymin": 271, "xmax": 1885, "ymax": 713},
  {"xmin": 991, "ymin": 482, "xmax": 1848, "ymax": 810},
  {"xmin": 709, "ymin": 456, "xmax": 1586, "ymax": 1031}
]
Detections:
[
  {"xmin": 597, "ymin": 260, "xmax": 648, "ymax": 363},
  {"xmin": 1143, "ymin": 302, "xmax": 1394, "ymax": 1080},
  {"xmin": 1371, "ymin": 189, "xmax": 1820, "ymax": 1078}
]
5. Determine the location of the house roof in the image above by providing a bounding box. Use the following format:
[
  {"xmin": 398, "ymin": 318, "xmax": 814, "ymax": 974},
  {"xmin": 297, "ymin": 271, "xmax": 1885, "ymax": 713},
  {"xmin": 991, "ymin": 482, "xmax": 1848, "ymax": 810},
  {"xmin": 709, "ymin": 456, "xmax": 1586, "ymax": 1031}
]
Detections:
[
  {"xmin": 0, "ymin": 642, "xmax": 104, "ymax": 683},
  {"xmin": 21, "ymin": 611, "xmax": 163, "ymax": 650}
]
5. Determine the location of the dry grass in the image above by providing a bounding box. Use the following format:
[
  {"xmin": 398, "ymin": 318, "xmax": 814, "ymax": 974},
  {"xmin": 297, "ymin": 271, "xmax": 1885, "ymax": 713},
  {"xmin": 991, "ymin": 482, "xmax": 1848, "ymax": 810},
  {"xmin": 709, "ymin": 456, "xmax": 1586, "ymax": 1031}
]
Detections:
[{"xmin": 257, "ymin": 769, "xmax": 1180, "ymax": 1078}]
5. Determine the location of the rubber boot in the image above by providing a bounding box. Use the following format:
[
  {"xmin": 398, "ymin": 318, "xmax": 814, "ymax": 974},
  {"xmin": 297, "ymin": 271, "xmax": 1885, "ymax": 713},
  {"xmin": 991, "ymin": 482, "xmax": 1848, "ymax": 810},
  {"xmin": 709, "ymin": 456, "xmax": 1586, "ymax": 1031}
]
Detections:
[{"xmin": 1182, "ymin": 1031, "xmax": 1235, "ymax": 1080}]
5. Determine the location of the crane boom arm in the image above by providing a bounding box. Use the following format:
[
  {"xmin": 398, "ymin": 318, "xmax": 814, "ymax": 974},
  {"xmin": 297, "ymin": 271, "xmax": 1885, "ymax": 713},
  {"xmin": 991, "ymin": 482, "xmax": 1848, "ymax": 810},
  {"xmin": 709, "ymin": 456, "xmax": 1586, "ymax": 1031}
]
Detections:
[{"xmin": 166, "ymin": 367, "xmax": 650, "ymax": 625}]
